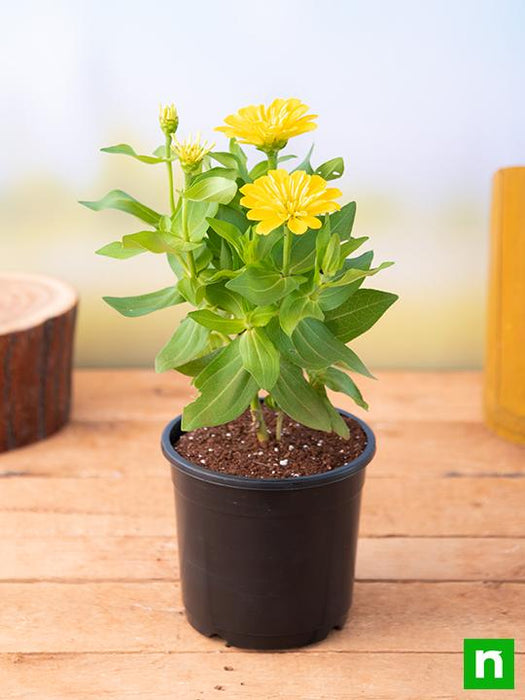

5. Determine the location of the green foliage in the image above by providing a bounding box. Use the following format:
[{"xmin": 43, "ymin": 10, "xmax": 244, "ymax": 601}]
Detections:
[
  {"xmin": 103, "ymin": 286, "xmax": 183, "ymax": 317},
  {"xmin": 85, "ymin": 121, "xmax": 397, "ymax": 442},
  {"xmin": 326, "ymin": 289, "xmax": 399, "ymax": 342},
  {"xmin": 182, "ymin": 339, "xmax": 257, "ymax": 430},
  {"xmin": 155, "ymin": 318, "xmax": 209, "ymax": 373},
  {"xmin": 80, "ymin": 190, "xmax": 161, "ymax": 226},
  {"xmin": 226, "ymin": 265, "xmax": 300, "ymax": 305},
  {"xmin": 184, "ymin": 176, "xmax": 237, "ymax": 204},
  {"xmin": 100, "ymin": 144, "xmax": 165, "ymax": 164},
  {"xmin": 240, "ymin": 327, "xmax": 280, "ymax": 390},
  {"xmin": 315, "ymin": 157, "xmax": 344, "ymax": 181}
]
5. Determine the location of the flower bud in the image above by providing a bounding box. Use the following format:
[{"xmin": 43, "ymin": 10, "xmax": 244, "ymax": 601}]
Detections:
[
  {"xmin": 173, "ymin": 133, "xmax": 214, "ymax": 174},
  {"xmin": 159, "ymin": 103, "xmax": 179, "ymax": 135}
]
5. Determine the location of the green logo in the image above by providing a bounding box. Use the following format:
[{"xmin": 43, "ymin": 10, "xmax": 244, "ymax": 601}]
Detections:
[{"xmin": 464, "ymin": 639, "xmax": 515, "ymax": 690}]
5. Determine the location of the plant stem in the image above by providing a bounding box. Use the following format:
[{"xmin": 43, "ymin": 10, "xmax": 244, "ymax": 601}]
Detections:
[
  {"xmin": 165, "ymin": 134, "xmax": 176, "ymax": 215},
  {"xmin": 250, "ymin": 396, "xmax": 269, "ymax": 443},
  {"xmin": 282, "ymin": 228, "xmax": 293, "ymax": 276},
  {"xmin": 267, "ymin": 150, "xmax": 278, "ymax": 170},
  {"xmin": 182, "ymin": 171, "xmax": 197, "ymax": 278},
  {"xmin": 275, "ymin": 410, "xmax": 283, "ymax": 442}
]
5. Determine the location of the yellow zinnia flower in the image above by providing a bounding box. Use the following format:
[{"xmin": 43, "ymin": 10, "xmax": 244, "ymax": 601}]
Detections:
[
  {"xmin": 172, "ymin": 133, "xmax": 214, "ymax": 171},
  {"xmin": 216, "ymin": 98, "xmax": 317, "ymax": 152},
  {"xmin": 240, "ymin": 169, "xmax": 341, "ymax": 235}
]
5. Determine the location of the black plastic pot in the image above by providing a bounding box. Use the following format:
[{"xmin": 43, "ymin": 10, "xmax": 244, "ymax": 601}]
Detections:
[{"xmin": 161, "ymin": 409, "xmax": 375, "ymax": 650}]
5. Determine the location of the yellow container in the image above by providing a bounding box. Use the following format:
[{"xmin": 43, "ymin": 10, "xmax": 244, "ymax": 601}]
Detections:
[{"xmin": 484, "ymin": 166, "xmax": 525, "ymax": 443}]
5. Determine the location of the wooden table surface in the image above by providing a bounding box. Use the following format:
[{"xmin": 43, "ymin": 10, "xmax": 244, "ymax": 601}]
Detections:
[{"xmin": 2, "ymin": 370, "xmax": 524, "ymax": 699}]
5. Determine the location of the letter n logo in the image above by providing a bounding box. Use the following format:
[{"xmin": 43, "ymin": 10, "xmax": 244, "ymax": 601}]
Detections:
[{"xmin": 464, "ymin": 639, "xmax": 515, "ymax": 690}]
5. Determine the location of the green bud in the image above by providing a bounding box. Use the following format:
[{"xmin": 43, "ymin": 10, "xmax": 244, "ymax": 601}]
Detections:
[{"xmin": 159, "ymin": 103, "xmax": 179, "ymax": 135}]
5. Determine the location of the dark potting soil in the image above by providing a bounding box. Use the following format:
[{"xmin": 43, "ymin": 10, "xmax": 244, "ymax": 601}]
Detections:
[{"xmin": 176, "ymin": 406, "xmax": 367, "ymax": 479}]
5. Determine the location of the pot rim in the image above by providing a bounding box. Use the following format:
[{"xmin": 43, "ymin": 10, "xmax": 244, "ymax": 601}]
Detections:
[{"xmin": 161, "ymin": 408, "xmax": 376, "ymax": 491}]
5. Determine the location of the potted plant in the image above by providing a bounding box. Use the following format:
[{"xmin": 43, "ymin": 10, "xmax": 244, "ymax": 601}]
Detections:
[{"xmin": 82, "ymin": 98, "xmax": 398, "ymax": 649}]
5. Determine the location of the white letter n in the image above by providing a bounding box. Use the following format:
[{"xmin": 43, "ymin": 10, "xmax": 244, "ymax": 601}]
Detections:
[{"xmin": 475, "ymin": 649, "xmax": 503, "ymax": 679}]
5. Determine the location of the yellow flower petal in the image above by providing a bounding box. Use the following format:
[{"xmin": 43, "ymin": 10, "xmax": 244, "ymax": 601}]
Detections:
[
  {"xmin": 302, "ymin": 216, "xmax": 322, "ymax": 229},
  {"xmin": 288, "ymin": 217, "xmax": 308, "ymax": 235},
  {"xmin": 240, "ymin": 168, "xmax": 341, "ymax": 236},
  {"xmin": 256, "ymin": 217, "xmax": 283, "ymax": 235},
  {"xmin": 215, "ymin": 98, "xmax": 317, "ymax": 150}
]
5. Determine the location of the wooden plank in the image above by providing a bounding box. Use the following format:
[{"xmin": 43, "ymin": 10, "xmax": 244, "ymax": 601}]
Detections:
[
  {"xmin": 4, "ymin": 651, "xmax": 523, "ymax": 700},
  {"xmin": 73, "ymin": 369, "xmax": 484, "ymax": 423},
  {"xmin": 373, "ymin": 420, "xmax": 525, "ymax": 477},
  {"xmin": 1, "ymin": 581, "xmax": 523, "ymax": 653},
  {"xmin": 2, "ymin": 418, "xmax": 523, "ymax": 480},
  {"xmin": 2, "ymin": 536, "xmax": 525, "ymax": 583},
  {"xmin": 0, "ymin": 512, "xmax": 168, "ymax": 538},
  {"xmin": 1, "ymin": 475, "xmax": 524, "ymax": 537},
  {"xmin": 0, "ymin": 421, "xmax": 167, "ymax": 479}
]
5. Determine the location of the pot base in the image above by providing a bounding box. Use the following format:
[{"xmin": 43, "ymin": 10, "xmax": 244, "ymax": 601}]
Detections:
[{"xmin": 186, "ymin": 610, "xmax": 348, "ymax": 650}]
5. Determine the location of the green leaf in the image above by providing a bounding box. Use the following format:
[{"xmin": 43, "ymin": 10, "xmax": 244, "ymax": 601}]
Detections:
[
  {"xmin": 239, "ymin": 327, "xmax": 279, "ymax": 390},
  {"xmin": 205, "ymin": 283, "xmax": 248, "ymax": 317},
  {"xmin": 207, "ymin": 218, "xmax": 244, "ymax": 258},
  {"xmin": 155, "ymin": 318, "xmax": 210, "ymax": 373},
  {"xmin": 210, "ymin": 151, "xmax": 240, "ymax": 169},
  {"xmin": 340, "ymin": 236, "xmax": 368, "ymax": 259},
  {"xmin": 183, "ymin": 339, "xmax": 257, "ymax": 430},
  {"xmin": 153, "ymin": 144, "xmax": 168, "ymax": 158},
  {"xmin": 226, "ymin": 265, "xmax": 300, "ymax": 305},
  {"xmin": 189, "ymin": 310, "xmax": 246, "ymax": 334},
  {"xmin": 292, "ymin": 144, "xmax": 314, "ymax": 174},
  {"xmin": 329, "ymin": 201, "xmax": 356, "ymax": 240},
  {"xmin": 265, "ymin": 318, "xmax": 300, "ymax": 363},
  {"xmin": 122, "ymin": 230, "xmax": 200, "ymax": 255},
  {"xmin": 192, "ymin": 167, "xmax": 238, "ymax": 183},
  {"xmin": 319, "ymin": 248, "xmax": 374, "ymax": 311},
  {"xmin": 215, "ymin": 203, "xmax": 249, "ymax": 232},
  {"xmin": 176, "ymin": 334, "xmax": 226, "ymax": 376},
  {"xmin": 80, "ymin": 190, "xmax": 161, "ymax": 226},
  {"xmin": 323, "ymin": 367, "xmax": 368, "ymax": 410},
  {"xmin": 247, "ymin": 306, "xmax": 276, "ymax": 327},
  {"xmin": 279, "ymin": 292, "xmax": 324, "ymax": 336},
  {"xmin": 95, "ymin": 241, "xmax": 145, "ymax": 259},
  {"xmin": 270, "ymin": 359, "xmax": 332, "ymax": 432},
  {"xmin": 323, "ymin": 398, "xmax": 350, "ymax": 438},
  {"xmin": 194, "ymin": 244, "xmax": 213, "ymax": 272},
  {"xmin": 171, "ymin": 201, "xmax": 218, "ymax": 242},
  {"xmin": 199, "ymin": 268, "xmax": 238, "ymax": 284},
  {"xmin": 315, "ymin": 216, "xmax": 331, "ymax": 265},
  {"xmin": 177, "ymin": 277, "xmax": 206, "ymax": 306},
  {"xmin": 176, "ymin": 346, "xmax": 224, "ymax": 377},
  {"xmin": 326, "ymin": 288, "xmax": 399, "ymax": 343},
  {"xmin": 229, "ymin": 139, "xmax": 249, "ymax": 180},
  {"xmin": 184, "ymin": 177, "xmax": 237, "ymax": 204},
  {"xmin": 321, "ymin": 233, "xmax": 342, "ymax": 275},
  {"xmin": 100, "ymin": 144, "xmax": 164, "ymax": 164},
  {"xmin": 318, "ymin": 281, "xmax": 360, "ymax": 312},
  {"xmin": 335, "ymin": 347, "xmax": 373, "ymax": 378},
  {"xmin": 315, "ymin": 157, "xmax": 344, "ymax": 181},
  {"xmin": 291, "ymin": 318, "xmax": 373, "ymax": 376},
  {"xmin": 327, "ymin": 261, "xmax": 393, "ymax": 287},
  {"xmin": 256, "ymin": 227, "xmax": 283, "ymax": 260},
  {"xmin": 248, "ymin": 159, "xmax": 270, "ymax": 180},
  {"xmin": 311, "ymin": 385, "xmax": 350, "ymax": 438},
  {"xmin": 287, "ymin": 229, "xmax": 317, "ymax": 274},
  {"xmin": 248, "ymin": 155, "xmax": 295, "ymax": 180},
  {"xmin": 344, "ymin": 251, "xmax": 373, "ymax": 269},
  {"xmin": 103, "ymin": 286, "xmax": 184, "ymax": 317}
]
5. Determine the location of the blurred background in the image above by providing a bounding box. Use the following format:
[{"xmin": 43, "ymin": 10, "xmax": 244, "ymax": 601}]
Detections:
[{"xmin": 1, "ymin": 0, "xmax": 524, "ymax": 368}]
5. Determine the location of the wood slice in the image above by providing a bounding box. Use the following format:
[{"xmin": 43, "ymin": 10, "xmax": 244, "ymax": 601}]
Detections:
[{"xmin": 0, "ymin": 273, "xmax": 78, "ymax": 452}]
